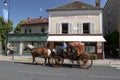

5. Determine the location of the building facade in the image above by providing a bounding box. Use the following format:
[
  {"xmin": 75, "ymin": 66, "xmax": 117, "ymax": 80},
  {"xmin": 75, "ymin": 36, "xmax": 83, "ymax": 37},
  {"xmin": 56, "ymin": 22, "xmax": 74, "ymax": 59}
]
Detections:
[
  {"xmin": 103, "ymin": 0, "xmax": 120, "ymax": 58},
  {"xmin": 0, "ymin": 41, "xmax": 2, "ymax": 54},
  {"xmin": 103, "ymin": 0, "xmax": 120, "ymax": 35},
  {"xmin": 47, "ymin": 1, "xmax": 106, "ymax": 59},
  {"xmin": 8, "ymin": 17, "xmax": 48, "ymax": 55},
  {"xmin": 21, "ymin": 17, "xmax": 48, "ymax": 34}
]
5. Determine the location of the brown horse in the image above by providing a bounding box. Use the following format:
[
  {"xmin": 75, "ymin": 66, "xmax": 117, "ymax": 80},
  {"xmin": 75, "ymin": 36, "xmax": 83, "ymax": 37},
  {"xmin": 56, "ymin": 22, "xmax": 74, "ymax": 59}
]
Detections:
[{"xmin": 25, "ymin": 44, "xmax": 51, "ymax": 65}]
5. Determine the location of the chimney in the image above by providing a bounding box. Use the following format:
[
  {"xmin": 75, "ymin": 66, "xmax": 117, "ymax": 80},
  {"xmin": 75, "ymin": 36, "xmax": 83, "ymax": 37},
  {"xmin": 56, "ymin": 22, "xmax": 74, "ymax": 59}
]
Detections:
[
  {"xmin": 27, "ymin": 17, "xmax": 31, "ymax": 21},
  {"xmin": 95, "ymin": 0, "xmax": 100, "ymax": 7},
  {"xmin": 39, "ymin": 16, "xmax": 44, "ymax": 20}
]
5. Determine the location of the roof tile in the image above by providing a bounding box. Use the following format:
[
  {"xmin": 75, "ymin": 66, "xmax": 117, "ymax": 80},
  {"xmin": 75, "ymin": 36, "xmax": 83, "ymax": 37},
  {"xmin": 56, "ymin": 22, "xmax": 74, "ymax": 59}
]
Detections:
[
  {"xmin": 47, "ymin": 1, "xmax": 101, "ymax": 11},
  {"xmin": 21, "ymin": 17, "xmax": 48, "ymax": 25}
]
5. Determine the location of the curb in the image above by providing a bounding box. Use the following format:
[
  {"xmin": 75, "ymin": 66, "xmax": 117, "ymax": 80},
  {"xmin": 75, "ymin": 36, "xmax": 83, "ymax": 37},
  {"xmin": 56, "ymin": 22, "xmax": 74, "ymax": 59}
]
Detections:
[{"xmin": 0, "ymin": 55, "xmax": 120, "ymax": 66}]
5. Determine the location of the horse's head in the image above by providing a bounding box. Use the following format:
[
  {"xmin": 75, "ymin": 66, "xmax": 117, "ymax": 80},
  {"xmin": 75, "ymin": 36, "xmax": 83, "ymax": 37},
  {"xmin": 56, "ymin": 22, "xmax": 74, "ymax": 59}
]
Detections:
[
  {"xmin": 27, "ymin": 44, "xmax": 35, "ymax": 49},
  {"xmin": 24, "ymin": 44, "xmax": 35, "ymax": 50}
]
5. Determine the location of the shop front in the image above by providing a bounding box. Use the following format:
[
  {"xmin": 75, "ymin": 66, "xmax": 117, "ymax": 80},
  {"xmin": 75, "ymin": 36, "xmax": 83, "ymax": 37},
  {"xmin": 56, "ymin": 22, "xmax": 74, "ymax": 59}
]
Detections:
[
  {"xmin": 47, "ymin": 35, "xmax": 106, "ymax": 59},
  {"xmin": 7, "ymin": 33, "xmax": 48, "ymax": 55}
]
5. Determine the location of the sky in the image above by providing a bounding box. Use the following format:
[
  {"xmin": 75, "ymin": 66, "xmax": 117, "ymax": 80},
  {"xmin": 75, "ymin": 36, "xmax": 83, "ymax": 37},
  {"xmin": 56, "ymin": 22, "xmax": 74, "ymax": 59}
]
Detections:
[{"xmin": 0, "ymin": 0, "xmax": 107, "ymax": 28}]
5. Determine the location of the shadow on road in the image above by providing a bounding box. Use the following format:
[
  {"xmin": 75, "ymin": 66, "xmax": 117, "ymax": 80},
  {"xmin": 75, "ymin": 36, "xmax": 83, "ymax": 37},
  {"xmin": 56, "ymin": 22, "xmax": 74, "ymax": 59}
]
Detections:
[{"xmin": 14, "ymin": 62, "xmax": 82, "ymax": 69}]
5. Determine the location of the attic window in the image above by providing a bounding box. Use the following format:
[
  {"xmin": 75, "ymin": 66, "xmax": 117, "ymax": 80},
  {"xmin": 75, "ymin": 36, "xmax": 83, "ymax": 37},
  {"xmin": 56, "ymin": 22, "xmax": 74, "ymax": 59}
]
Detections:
[{"xmin": 82, "ymin": 6, "xmax": 86, "ymax": 9}]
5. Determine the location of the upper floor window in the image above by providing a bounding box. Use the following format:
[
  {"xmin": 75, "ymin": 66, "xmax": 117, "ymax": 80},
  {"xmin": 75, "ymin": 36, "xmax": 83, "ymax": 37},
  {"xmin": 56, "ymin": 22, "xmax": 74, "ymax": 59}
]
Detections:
[
  {"xmin": 77, "ymin": 22, "xmax": 94, "ymax": 34},
  {"xmin": 62, "ymin": 23, "xmax": 68, "ymax": 34},
  {"xmin": 25, "ymin": 28, "xmax": 31, "ymax": 34},
  {"xmin": 56, "ymin": 22, "xmax": 94, "ymax": 34},
  {"xmin": 107, "ymin": 9, "xmax": 111, "ymax": 16},
  {"xmin": 41, "ymin": 28, "xmax": 45, "ymax": 33},
  {"xmin": 83, "ymin": 23, "xmax": 90, "ymax": 34},
  {"xmin": 56, "ymin": 23, "xmax": 71, "ymax": 34}
]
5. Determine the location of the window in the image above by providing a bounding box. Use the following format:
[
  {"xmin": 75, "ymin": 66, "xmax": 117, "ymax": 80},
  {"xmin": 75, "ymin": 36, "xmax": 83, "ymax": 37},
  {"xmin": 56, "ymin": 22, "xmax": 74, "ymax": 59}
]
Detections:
[
  {"xmin": 107, "ymin": 9, "xmax": 111, "ymax": 16},
  {"xmin": 62, "ymin": 23, "xmax": 68, "ymax": 34},
  {"xmin": 83, "ymin": 23, "xmax": 90, "ymax": 34},
  {"xmin": 25, "ymin": 28, "xmax": 31, "ymax": 34},
  {"xmin": 85, "ymin": 43, "xmax": 96, "ymax": 53},
  {"xmin": 56, "ymin": 23, "xmax": 72, "ymax": 34},
  {"xmin": 41, "ymin": 28, "xmax": 45, "ymax": 33}
]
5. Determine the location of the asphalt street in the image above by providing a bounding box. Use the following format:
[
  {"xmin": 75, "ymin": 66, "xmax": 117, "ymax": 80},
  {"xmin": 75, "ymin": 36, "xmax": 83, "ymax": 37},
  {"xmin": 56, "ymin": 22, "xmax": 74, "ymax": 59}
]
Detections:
[{"xmin": 0, "ymin": 61, "xmax": 120, "ymax": 80}]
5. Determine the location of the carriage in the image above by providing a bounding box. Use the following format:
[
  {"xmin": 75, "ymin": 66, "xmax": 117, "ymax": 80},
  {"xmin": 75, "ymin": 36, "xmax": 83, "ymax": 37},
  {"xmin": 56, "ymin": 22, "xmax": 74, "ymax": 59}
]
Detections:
[
  {"xmin": 50, "ymin": 42, "xmax": 93, "ymax": 69},
  {"xmin": 25, "ymin": 42, "xmax": 93, "ymax": 69}
]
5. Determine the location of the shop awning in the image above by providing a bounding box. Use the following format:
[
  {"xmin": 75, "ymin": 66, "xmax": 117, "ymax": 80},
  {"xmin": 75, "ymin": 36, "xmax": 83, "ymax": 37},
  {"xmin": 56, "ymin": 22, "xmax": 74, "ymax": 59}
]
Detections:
[
  {"xmin": 47, "ymin": 36, "xmax": 106, "ymax": 42},
  {"xmin": 8, "ymin": 34, "xmax": 48, "ymax": 42}
]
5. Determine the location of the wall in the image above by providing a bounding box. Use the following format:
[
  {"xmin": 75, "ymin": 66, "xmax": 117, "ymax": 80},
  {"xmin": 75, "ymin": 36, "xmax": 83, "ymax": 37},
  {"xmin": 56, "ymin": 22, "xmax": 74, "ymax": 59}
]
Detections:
[
  {"xmin": 49, "ymin": 10, "xmax": 102, "ymax": 34},
  {"xmin": 0, "ymin": 41, "xmax": 2, "ymax": 54},
  {"xmin": 21, "ymin": 24, "xmax": 48, "ymax": 34},
  {"xmin": 103, "ymin": 0, "xmax": 120, "ymax": 35}
]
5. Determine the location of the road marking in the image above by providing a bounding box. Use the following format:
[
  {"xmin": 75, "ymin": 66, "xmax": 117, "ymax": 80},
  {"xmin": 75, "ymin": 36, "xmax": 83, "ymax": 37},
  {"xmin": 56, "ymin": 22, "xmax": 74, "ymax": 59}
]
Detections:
[
  {"xmin": 116, "ymin": 67, "xmax": 120, "ymax": 69},
  {"xmin": 110, "ymin": 64, "xmax": 120, "ymax": 70},
  {"xmin": 89, "ymin": 75, "xmax": 120, "ymax": 79},
  {"xmin": 18, "ymin": 71, "xmax": 68, "ymax": 76}
]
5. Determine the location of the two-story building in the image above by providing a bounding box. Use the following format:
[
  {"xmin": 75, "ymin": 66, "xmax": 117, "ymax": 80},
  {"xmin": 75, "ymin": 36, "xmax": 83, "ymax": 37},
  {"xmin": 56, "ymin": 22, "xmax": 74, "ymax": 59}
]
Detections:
[
  {"xmin": 8, "ymin": 17, "xmax": 48, "ymax": 55},
  {"xmin": 47, "ymin": 1, "xmax": 106, "ymax": 59}
]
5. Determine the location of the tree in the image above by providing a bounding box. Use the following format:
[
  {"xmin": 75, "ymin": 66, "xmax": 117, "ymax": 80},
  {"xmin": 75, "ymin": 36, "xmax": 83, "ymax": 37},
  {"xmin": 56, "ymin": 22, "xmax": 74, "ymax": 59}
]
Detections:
[
  {"xmin": 14, "ymin": 20, "xmax": 25, "ymax": 34},
  {"xmin": 0, "ymin": 16, "xmax": 13, "ymax": 49}
]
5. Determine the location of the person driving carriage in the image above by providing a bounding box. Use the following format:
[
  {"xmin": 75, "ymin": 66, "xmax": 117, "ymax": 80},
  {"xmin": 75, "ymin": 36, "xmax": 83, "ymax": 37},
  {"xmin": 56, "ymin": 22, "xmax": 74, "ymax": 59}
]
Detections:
[{"xmin": 61, "ymin": 42, "xmax": 67, "ymax": 53}]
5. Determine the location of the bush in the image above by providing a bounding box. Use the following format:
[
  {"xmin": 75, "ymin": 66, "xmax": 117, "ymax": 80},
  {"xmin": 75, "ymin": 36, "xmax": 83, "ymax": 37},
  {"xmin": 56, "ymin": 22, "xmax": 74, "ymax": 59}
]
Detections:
[{"xmin": 91, "ymin": 54, "xmax": 97, "ymax": 60}]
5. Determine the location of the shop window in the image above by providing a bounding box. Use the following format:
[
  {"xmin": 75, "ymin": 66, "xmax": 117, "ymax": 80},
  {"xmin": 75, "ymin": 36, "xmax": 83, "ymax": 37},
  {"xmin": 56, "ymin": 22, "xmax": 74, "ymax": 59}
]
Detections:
[
  {"xmin": 85, "ymin": 43, "xmax": 96, "ymax": 53},
  {"xmin": 85, "ymin": 46, "xmax": 96, "ymax": 53}
]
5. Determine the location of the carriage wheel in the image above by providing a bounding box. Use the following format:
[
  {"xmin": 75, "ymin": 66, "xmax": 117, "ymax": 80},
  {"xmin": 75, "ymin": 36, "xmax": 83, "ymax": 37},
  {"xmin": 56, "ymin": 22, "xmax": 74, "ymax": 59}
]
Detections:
[
  {"xmin": 77, "ymin": 53, "xmax": 93, "ymax": 69},
  {"xmin": 51, "ymin": 56, "xmax": 64, "ymax": 67}
]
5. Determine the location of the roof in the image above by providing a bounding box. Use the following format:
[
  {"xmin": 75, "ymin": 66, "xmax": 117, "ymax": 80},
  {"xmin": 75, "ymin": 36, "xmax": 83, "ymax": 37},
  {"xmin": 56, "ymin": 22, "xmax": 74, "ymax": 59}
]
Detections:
[
  {"xmin": 47, "ymin": 1, "xmax": 102, "ymax": 11},
  {"xmin": 21, "ymin": 17, "xmax": 48, "ymax": 25}
]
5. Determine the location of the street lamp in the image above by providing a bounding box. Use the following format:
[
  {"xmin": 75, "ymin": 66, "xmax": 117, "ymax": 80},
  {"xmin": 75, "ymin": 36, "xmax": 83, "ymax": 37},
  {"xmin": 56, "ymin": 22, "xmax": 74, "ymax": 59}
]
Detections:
[{"xmin": 3, "ymin": 0, "xmax": 10, "ymax": 56}]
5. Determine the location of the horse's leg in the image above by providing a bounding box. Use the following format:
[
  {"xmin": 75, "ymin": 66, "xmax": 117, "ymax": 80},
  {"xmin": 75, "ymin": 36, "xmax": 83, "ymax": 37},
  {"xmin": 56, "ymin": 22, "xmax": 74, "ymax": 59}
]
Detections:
[
  {"xmin": 71, "ymin": 55, "xmax": 75, "ymax": 68},
  {"xmin": 32, "ymin": 54, "xmax": 35, "ymax": 64},
  {"xmin": 43, "ymin": 57, "xmax": 47, "ymax": 66},
  {"xmin": 48, "ymin": 57, "xmax": 51, "ymax": 64},
  {"xmin": 71, "ymin": 60, "xmax": 74, "ymax": 68},
  {"xmin": 32, "ymin": 53, "xmax": 36, "ymax": 64}
]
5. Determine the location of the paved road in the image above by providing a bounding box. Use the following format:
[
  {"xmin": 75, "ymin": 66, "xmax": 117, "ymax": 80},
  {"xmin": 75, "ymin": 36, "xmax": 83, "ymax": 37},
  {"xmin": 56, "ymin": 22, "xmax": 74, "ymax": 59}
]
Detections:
[
  {"xmin": 0, "ymin": 61, "xmax": 120, "ymax": 80},
  {"xmin": 110, "ymin": 64, "xmax": 120, "ymax": 70}
]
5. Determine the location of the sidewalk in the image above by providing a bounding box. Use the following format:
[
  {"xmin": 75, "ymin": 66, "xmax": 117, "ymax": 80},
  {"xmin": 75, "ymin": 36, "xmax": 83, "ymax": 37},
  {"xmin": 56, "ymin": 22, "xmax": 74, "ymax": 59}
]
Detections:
[{"xmin": 0, "ymin": 55, "xmax": 120, "ymax": 66}]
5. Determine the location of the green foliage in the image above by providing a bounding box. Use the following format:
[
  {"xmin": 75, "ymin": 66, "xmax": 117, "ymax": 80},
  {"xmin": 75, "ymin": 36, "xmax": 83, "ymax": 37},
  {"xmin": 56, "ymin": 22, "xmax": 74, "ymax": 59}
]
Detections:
[
  {"xmin": 91, "ymin": 54, "xmax": 97, "ymax": 60},
  {"xmin": 0, "ymin": 16, "xmax": 13, "ymax": 49},
  {"xmin": 14, "ymin": 20, "xmax": 25, "ymax": 34}
]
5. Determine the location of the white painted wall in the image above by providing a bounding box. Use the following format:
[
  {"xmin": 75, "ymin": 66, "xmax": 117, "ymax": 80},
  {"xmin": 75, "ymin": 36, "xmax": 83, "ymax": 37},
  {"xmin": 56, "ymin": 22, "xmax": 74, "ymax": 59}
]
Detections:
[{"xmin": 49, "ymin": 10, "xmax": 102, "ymax": 34}]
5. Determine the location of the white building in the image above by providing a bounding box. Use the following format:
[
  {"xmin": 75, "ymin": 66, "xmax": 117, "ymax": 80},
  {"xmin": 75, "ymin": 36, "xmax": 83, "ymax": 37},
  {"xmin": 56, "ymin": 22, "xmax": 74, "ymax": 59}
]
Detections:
[{"xmin": 47, "ymin": 1, "xmax": 106, "ymax": 59}]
